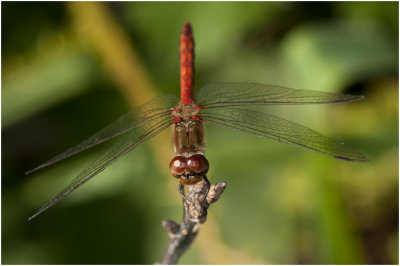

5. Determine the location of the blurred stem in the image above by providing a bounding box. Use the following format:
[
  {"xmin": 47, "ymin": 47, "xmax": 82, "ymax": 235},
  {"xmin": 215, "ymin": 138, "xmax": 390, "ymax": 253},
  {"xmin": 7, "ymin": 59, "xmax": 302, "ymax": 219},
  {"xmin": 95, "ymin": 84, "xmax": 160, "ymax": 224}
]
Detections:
[
  {"xmin": 314, "ymin": 161, "xmax": 363, "ymax": 263},
  {"xmin": 68, "ymin": 2, "xmax": 157, "ymax": 105}
]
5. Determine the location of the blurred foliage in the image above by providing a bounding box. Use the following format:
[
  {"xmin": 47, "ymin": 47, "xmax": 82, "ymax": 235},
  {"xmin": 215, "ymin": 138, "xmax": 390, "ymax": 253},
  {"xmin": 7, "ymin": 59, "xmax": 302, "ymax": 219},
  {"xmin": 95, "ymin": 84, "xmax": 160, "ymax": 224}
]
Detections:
[{"xmin": 2, "ymin": 1, "xmax": 398, "ymax": 264}]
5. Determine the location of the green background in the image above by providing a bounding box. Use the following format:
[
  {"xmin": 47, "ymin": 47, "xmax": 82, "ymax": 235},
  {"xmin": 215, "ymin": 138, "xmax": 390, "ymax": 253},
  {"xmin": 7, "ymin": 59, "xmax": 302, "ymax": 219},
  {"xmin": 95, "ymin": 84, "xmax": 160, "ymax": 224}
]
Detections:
[{"xmin": 2, "ymin": 2, "xmax": 398, "ymax": 264}]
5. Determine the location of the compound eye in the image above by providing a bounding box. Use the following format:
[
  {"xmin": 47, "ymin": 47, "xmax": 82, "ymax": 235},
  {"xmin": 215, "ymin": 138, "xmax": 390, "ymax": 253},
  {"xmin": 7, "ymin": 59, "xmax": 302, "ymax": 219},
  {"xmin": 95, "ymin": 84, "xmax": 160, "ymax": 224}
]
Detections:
[
  {"xmin": 187, "ymin": 154, "xmax": 209, "ymax": 174},
  {"xmin": 169, "ymin": 156, "xmax": 187, "ymax": 177}
]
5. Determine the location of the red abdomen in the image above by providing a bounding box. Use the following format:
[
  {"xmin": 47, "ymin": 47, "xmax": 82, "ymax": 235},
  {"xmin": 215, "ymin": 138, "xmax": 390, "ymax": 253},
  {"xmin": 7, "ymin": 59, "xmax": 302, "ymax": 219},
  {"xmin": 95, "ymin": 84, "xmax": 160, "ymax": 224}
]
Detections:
[{"xmin": 180, "ymin": 22, "xmax": 194, "ymax": 105}]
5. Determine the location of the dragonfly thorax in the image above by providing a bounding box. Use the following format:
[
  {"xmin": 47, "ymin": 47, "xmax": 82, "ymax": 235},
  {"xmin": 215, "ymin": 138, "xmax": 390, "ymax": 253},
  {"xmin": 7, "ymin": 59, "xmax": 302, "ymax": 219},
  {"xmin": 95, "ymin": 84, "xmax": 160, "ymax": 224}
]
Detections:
[
  {"xmin": 172, "ymin": 103, "xmax": 201, "ymax": 122},
  {"xmin": 171, "ymin": 103, "xmax": 204, "ymax": 154}
]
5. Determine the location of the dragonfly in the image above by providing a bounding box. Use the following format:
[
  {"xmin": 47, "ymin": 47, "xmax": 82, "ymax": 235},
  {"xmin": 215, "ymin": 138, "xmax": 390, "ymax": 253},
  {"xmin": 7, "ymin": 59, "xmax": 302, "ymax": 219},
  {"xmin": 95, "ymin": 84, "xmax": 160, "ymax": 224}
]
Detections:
[{"xmin": 27, "ymin": 22, "xmax": 368, "ymax": 220}]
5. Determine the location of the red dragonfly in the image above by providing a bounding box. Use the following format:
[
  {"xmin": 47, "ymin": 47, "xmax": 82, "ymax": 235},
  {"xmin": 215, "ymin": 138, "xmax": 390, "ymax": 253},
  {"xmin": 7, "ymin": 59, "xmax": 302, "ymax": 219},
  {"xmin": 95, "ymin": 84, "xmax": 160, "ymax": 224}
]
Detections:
[{"xmin": 27, "ymin": 22, "xmax": 368, "ymax": 220}]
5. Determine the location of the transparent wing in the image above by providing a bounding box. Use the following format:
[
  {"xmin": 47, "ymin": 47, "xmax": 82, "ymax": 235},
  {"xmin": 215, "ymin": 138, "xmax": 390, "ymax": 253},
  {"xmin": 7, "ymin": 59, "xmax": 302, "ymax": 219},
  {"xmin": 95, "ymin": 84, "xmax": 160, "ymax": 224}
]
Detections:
[
  {"xmin": 26, "ymin": 94, "xmax": 179, "ymax": 174},
  {"xmin": 28, "ymin": 115, "xmax": 172, "ymax": 220},
  {"xmin": 196, "ymin": 82, "xmax": 363, "ymax": 108},
  {"xmin": 201, "ymin": 107, "xmax": 369, "ymax": 162}
]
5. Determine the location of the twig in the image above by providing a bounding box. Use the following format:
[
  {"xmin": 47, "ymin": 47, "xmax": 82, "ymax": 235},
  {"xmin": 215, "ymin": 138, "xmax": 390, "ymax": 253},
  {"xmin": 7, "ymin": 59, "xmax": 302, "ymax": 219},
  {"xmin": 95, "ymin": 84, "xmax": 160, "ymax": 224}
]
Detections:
[{"xmin": 159, "ymin": 180, "xmax": 227, "ymax": 264}]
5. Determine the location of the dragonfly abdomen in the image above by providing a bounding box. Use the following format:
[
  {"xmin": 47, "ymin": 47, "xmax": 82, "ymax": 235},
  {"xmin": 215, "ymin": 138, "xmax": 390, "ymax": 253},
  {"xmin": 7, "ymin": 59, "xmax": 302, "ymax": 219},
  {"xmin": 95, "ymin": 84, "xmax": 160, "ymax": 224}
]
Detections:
[{"xmin": 180, "ymin": 22, "xmax": 194, "ymax": 104}]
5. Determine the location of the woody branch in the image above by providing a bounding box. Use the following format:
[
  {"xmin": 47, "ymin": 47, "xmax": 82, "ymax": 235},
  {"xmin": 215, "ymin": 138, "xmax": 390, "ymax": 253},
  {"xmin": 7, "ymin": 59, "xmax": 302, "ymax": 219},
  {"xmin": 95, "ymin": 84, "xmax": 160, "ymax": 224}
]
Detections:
[{"xmin": 159, "ymin": 180, "xmax": 226, "ymax": 264}]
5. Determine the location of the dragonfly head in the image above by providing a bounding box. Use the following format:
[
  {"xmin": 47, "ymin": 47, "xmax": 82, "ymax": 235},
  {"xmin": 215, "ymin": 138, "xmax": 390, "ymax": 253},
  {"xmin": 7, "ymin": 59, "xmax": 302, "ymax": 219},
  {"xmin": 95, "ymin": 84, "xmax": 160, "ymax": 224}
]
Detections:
[{"xmin": 169, "ymin": 154, "xmax": 209, "ymax": 185}]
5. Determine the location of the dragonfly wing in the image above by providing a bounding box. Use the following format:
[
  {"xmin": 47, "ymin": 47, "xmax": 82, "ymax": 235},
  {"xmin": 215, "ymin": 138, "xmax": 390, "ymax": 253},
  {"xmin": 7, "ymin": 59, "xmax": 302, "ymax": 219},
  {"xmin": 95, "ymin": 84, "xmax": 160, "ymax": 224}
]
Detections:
[
  {"xmin": 196, "ymin": 82, "xmax": 364, "ymax": 109},
  {"xmin": 26, "ymin": 94, "xmax": 179, "ymax": 174},
  {"xmin": 28, "ymin": 114, "xmax": 172, "ymax": 220},
  {"xmin": 201, "ymin": 107, "xmax": 369, "ymax": 162}
]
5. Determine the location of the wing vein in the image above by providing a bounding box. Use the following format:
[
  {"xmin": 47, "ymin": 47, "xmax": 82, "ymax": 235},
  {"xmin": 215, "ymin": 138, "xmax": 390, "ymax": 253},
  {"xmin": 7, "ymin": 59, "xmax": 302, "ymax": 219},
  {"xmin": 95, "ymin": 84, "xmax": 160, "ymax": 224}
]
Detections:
[{"xmin": 201, "ymin": 108, "xmax": 368, "ymax": 162}]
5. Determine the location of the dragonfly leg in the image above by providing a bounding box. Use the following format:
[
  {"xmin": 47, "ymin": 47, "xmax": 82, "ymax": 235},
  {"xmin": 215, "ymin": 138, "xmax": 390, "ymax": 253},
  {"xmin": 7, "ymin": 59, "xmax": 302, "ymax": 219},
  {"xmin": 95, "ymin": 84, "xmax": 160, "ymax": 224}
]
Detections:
[
  {"xmin": 179, "ymin": 182, "xmax": 193, "ymax": 204},
  {"xmin": 201, "ymin": 175, "xmax": 211, "ymax": 206},
  {"xmin": 179, "ymin": 182, "xmax": 202, "ymax": 217}
]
